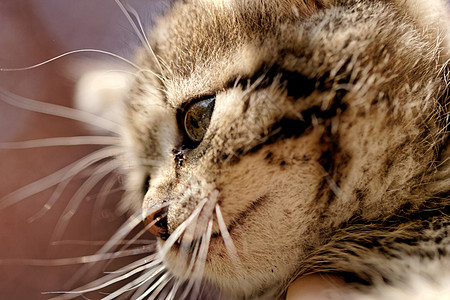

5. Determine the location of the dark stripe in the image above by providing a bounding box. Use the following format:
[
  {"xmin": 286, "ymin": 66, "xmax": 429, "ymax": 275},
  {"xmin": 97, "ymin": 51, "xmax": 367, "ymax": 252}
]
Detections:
[
  {"xmin": 232, "ymin": 62, "xmax": 352, "ymax": 112},
  {"xmin": 248, "ymin": 101, "xmax": 347, "ymax": 154},
  {"xmin": 235, "ymin": 65, "xmax": 319, "ymax": 113},
  {"xmin": 212, "ymin": 194, "xmax": 269, "ymax": 237},
  {"xmin": 223, "ymin": 62, "xmax": 350, "ymax": 165}
]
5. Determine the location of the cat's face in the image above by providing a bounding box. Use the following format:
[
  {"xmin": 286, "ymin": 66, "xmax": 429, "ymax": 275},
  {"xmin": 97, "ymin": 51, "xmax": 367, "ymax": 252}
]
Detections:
[{"xmin": 122, "ymin": 0, "xmax": 447, "ymax": 298}]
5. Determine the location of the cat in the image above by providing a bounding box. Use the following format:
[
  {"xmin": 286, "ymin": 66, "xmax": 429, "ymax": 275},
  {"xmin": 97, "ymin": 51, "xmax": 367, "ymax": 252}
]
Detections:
[{"xmin": 2, "ymin": 0, "xmax": 450, "ymax": 299}]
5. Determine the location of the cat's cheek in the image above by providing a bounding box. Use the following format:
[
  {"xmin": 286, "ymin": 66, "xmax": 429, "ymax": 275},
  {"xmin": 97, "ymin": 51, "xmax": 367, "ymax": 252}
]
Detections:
[
  {"xmin": 213, "ymin": 129, "xmax": 328, "ymax": 228},
  {"xmin": 187, "ymin": 136, "xmax": 332, "ymax": 295}
]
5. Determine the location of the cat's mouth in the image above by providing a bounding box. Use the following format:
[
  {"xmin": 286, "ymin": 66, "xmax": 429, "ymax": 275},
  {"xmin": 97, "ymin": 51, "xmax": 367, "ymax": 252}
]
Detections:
[
  {"xmin": 159, "ymin": 220, "xmax": 226, "ymax": 251},
  {"xmin": 159, "ymin": 194, "xmax": 270, "ymax": 255}
]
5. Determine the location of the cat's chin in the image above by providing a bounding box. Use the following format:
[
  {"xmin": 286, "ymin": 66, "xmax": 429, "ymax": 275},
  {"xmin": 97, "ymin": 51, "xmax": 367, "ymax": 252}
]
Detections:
[
  {"xmin": 157, "ymin": 229, "xmax": 287, "ymax": 298},
  {"xmin": 157, "ymin": 231, "xmax": 234, "ymax": 277}
]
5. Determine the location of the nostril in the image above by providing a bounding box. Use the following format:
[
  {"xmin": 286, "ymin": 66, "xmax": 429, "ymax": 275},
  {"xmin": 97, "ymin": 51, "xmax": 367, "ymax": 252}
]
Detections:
[{"xmin": 144, "ymin": 206, "xmax": 169, "ymax": 240}]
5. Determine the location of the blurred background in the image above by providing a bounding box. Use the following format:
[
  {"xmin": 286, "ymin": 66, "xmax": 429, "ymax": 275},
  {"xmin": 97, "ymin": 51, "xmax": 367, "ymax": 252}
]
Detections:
[{"xmin": 0, "ymin": 1, "xmax": 168, "ymax": 298}]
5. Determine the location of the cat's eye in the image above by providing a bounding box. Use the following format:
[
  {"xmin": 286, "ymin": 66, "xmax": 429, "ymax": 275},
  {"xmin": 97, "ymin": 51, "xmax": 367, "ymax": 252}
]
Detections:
[{"xmin": 183, "ymin": 97, "xmax": 215, "ymax": 143}]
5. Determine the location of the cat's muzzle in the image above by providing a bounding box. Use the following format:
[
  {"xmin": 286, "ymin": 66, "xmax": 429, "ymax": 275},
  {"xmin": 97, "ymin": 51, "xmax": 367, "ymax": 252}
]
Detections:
[{"xmin": 144, "ymin": 206, "xmax": 169, "ymax": 240}]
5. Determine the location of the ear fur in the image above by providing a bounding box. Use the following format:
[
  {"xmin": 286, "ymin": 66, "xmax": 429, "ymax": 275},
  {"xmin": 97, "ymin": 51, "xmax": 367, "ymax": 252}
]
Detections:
[
  {"xmin": 391, "ymin": 0, "xmax": 450, "ymax": 63},
  {"xmin": 322, "ymin": 0, "xmax": 450, "ymax": 63}
]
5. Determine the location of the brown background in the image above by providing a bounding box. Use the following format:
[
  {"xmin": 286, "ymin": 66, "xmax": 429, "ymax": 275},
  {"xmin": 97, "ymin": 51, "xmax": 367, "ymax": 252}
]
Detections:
[{"xmin": 0, "ymin": 1, "xmax": 168, "ymax": 298}]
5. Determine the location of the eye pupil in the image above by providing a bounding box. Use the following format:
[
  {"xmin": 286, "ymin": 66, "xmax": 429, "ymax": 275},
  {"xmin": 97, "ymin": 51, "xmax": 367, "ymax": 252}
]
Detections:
[
  {"xmin": 189, "ymin": 116, "xmax": 199, "ymax": 129},
  {"xmin": 184, "ymin": 97, "xmax": 215, "ymax": 143}
]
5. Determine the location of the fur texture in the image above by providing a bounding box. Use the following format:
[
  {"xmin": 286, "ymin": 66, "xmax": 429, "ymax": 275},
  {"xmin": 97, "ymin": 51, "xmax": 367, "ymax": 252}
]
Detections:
[{"xmin": 76, "ymin": 0, "xmax": 450, "ymax": 298}]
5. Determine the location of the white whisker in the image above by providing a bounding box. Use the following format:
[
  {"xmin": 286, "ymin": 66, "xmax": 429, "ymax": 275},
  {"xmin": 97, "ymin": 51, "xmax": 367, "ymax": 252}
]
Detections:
[
  {"xmin": 316, "ymin": 162, "xmax": 346, "ymax": 201},
  {"xmin": 91, "ymin": 173, "xmax": 120, "ymax": 219},
  {"xmin": 46, "ymin": 256, "xmax": 152, "ymax": 300},
  {"xmin": 114, "ymin": 1, "xmax": 149, "ymax": 52},
  {"xmin": 126, "ymin": 10, "xmax": 168, "ymax": 83},
  {"xmin": 143, "ymin": 202, "xmax": 171, "ymax": 220},
  {"xmin": 185, "ymin": 239, "xmax": 201, "ymax": 277},
  {"xmin": 179, "ymin": 209, "xmax": 200, "ymax": 254},
  {"xmin": 115, "ymin": 0, "xmax": 164, "ymax": 74},
  {"xmin": 165, "ymin": 278, "xmax": 182, "ymax": 300},
  {"xmin": 62, "ymin": 212, "xmax": 144, "ymax": 289},
  {"xmin": 50, "ymin": 239, "xmax": 154, "ymax": 247},
  {"xmin": 215, "ymin": 204, "xmax": 241, "ymax": 264},
  {"xmin": 121, "ymin": 216, "xmax": 159, "ymax": 250},
  {"xmin": 193, "ymin": 190, "xmax": 218, "ymax": 240},
  {"xmin": 0, "ymin": 49, "xmax": 140, "ymax": 71},
  {"xmin": 101, "ymin": 265, "xmax": 166, "ymax": 299},
  {"xmin": 159, "ymin": 197, "xmax": 209, "ymax": 257},
  {"xmin": 48, "ymin": 260, "xmax": 164, "ymax": 298},
  {"xmin": 135, "ymin": 272, "xmax": 172, "ymax": 300},
  {"xmin": 52, "ymin": 160, "xmax": 121, "ymax": 240},
  {"xmin": 178, "ymin": 238, "xmax": 202, "ymax": 299},
  {"xmin": 103, "ymin": 254, "xmax": 157, "ymax": 275},
  {"xmin": 0, "ymin": 136, "xmax": 120, "ymax": 149},
  {"xmin": 0, "ymin": 146, "xmax": 123, "ymax": 210},
  {"xmin": 27, "ymin": 177, "xmax": 72, "ymax": 223},
  {"xmin": 156, "ymin": 55, "xmax": 174, "ymax": 80},
  {"xmin": 29, "ymin": 150, "xmax": 122, "ymax": 223},
  {"xmin": 123, "ymin": 4, "xmax": 151, "ymax": 52},
  {"xmin": 191, "ymin": 218, "xmax": 213, "ymax": 298},
  {"xmin": 0, "ymin": 245, "xmax": 154, "ymax": 267},
  {"xmin": 0, "ymin": 88, "xmax": 121, "ymax": 134},
  {"xmin": 180, "ymin": 217, "xmax": 213, "ymax": 299},
  {"xmin": 95, "ymin": 212, "xmax": 143, "ymax": 257},
  {"xmin": 145, "ymin": 275, "xmax": 173, "ymax": 300},
  {"xmin": 101, "ymin": 205, "xmax": 170, "ymax": 272},
  {"xmin": 130, "ymin": 274, "xmax": 158, "ymax": 300}
]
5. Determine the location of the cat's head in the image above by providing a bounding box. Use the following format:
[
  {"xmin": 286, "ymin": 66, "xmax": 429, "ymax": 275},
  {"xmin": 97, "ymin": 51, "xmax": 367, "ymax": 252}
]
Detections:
[{"xmin": 116, "ymin": 0, "xmax": 450, "ymax": 297}]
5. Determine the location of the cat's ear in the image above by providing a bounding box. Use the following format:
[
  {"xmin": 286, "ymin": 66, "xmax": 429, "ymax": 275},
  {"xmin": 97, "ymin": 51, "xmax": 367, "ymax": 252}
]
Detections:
[
  {"xmin": 71, "ymin": 61, "xmax": 133, "ymax": 132},
  {"xmin": 391, "ymin": 0, "xmax": 450, "ymax": 64},
  {"xmin": 321, "ymin": 0, "xmax": 450, "ymax": 63},
  {"xmin": 322, "ymin": 0, "xmax": 450, "ymax": 63}
]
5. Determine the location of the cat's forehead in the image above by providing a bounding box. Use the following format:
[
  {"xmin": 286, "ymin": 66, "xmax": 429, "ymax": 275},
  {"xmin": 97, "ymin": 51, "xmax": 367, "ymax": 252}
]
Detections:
[
  {"xmin": 161, "ymin": 44, "xmax": 265, "ymax": 108},
  {"xmin": 148, "ymin": 0, "xmax": 314, "ymax": 107}
]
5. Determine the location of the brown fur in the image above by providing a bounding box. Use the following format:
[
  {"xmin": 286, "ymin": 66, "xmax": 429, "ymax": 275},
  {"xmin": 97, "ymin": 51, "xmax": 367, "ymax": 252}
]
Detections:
[{"xmin": 116, "ymin": 0, "xmax": 450, "ymax": 298}]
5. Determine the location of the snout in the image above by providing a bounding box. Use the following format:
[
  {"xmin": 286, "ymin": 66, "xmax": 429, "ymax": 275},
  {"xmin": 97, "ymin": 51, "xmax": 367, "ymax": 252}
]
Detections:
[{"xmin": 144, "ymin": 206, "xmax": 169, "ymax": 240}]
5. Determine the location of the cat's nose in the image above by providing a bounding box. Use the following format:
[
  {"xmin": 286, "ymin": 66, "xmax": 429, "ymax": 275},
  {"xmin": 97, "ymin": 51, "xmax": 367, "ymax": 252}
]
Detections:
[{"xmin": 144, "ymin": 206, "xmax": 169, "ymax": 240}]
